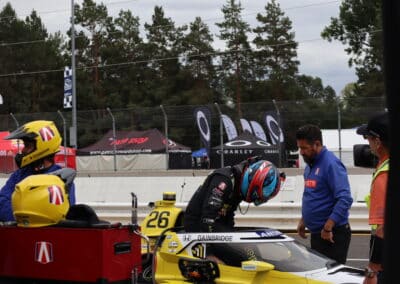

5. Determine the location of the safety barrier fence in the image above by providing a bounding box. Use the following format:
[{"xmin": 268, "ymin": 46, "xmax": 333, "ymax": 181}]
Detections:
[{"xmin": 88, "ymin": 201, "xmax": 370, "ymax": 232}]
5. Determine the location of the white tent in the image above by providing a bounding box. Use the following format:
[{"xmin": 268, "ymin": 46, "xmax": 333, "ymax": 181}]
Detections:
[{"xmin": 298, "ymin": 129, "xmax": 366, "ymax": 168}]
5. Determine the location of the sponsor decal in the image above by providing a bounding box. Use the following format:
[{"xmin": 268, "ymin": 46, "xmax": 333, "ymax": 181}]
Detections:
[
  {"xmin": 221, "ymin": 114, "xmax": 238, "ymax": 141},
  {"xmin": 168, "ymin": 241, "xmax": 178, "ymax": 248},
  {"xmin": 209, "ymin": 195, "xmax": 222, "ymax": 206},
  {"xmin": 212, "ymin": 187, "xmax": 224, "ymax": 197},
  {"xmin": 183, "ymin": 235, "xmax": 192, "ymax": 241},
  {"xmin": 305, "ymin": 179, "xmax": 317, "ymax": 188},
  {"xmin": 264, "ymin": 113, "xmax": 284, "ymax": 144},
  {"xmin": 263, "ymin": 149, "xmax": 279, "ymax": 154},
  {"xmin": 90, "ymin": 149, "xmax": 152, "ymax": 155},
  {"xmin": 48, "ymin": 185, "xmax": 64, "ymax": 205},
  {"xmin": 191, "ymin": 243, "xmax": 205, "ymax": 258},
  {"xmin": 110, "ymin": 137, "xmax": 149, "ymax": 146},
  {"xmin": 216, "ymin": 149, "xmax": 254, "ymax": 155},
  {"xmin": 256, "ymin": 140, "xmax": 271, "ymax": 147},
  {"xmin": 166, "ymin": 139, "xmax": 176, "ymax": 147},
  {"xmin": 240, "ymin": 118, "xmax": 253, "ymax": 134},
  {"xmin": 217, "ymin": 182, "xmax": 227, "ymax": 191},
  {"xmin": 255, "ymin": 230, "xmax": 281, "ymax": 238},
  {"xmin": 39, "ymin": 127, "xmax": 55, "ymax": 142},
  {"xmin": 225, "ymin": 140, "xmax": 252, "ymax": 147},
  {"xmin": 246, "ymin": 247, "xmax": 258, "ymax": 260},
  {"xmin": 250, "ymin": 120, "xmax": 267, "ymax": 142},
  {"xmin": 242, "ymin": 264, "xmax": 257, "ymax": 271},
  {"xmin": 196, "ymin": 235, "xmax": 233, "ymax": 242},
  {"xmin": 194, "ymin": 107, "xmax": 211, "ymax": 153},
  {"xmin": 35, "ymin": 242, "xmax": 53, "ymax": 264}
]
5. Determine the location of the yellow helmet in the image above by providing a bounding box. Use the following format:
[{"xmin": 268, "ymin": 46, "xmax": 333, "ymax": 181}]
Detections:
[
  {"xmin": 12, "ymin": 174, "xmax": 70, "ymax": 227},
  {"xmin": 5, "ymin": 120, "xmax": 61, "ymax": 168}
]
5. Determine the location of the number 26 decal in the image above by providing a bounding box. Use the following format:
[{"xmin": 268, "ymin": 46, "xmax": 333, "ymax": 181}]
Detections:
[{"xmin": 146, "ymin": 211, "xmax": 170, "ymax": 228}]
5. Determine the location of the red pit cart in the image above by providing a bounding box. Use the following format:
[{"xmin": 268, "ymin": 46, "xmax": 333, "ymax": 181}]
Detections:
[{"xmin": 0, "ymin": 224, "xmax": 142, "ymax": 284}]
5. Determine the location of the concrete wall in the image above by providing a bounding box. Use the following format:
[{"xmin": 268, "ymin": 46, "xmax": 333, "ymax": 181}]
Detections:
[
  {"xmin": 71, "ymin": 168, "xmax": 372, "ymax": 204},
  {"xmin": 0, "ymin": 167, "xmax": 372, "ymax": 205}
]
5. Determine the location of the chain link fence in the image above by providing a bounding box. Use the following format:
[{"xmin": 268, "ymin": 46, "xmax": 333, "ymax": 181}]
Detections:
[{"xmin": 0, "ymin": 96, "xmax": 386, "ymax": 171}]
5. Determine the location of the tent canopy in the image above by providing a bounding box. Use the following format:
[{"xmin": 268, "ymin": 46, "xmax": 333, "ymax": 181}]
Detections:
[
  {"xmin": 321, "ymin": 129, "xmax": 365, "ymax": 151},
  {"xmin": 192, "ymin": 148, "xmax": 208, "ymax": 158},
  {"xmin": 77, "ymin": 129, "xmax": 191, "ymax": 156},
  {"xmin": 210, "ymin": 131, "xmax": 280, "ymax": 168}
]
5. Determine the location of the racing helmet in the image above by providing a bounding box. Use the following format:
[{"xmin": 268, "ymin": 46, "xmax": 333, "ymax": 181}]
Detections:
[
  {"xmin": 240, "ymin": 160, "xmax": 283, "ymax": 206},
  {"xmin": 12, "ymin": 174, "xmax": 70, "ymax": 227},
  {"xmin": 5, "ymin": 120, "xmax": 61, "ymax": 168}
]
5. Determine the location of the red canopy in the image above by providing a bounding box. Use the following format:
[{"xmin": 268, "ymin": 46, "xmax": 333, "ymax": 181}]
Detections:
[
  {"xmin": 77, "ymin": 129, "xmax": 191, "ymax": 155},
  {"xmin": 0, "ymin": 131, "xmax": 76, "ymax": 172},
  {"xmin": 0, "ymin": 132, "xmax": 20, "ymax": 156}
]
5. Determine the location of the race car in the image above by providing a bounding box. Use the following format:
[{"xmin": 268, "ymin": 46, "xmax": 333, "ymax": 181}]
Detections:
[
  {"xmin": 140, "ymin": 192, "xmax": 184, "ymax": 282},
  {"xmin": 152, "ymin": 228, "xmax": 364, "ymax": 284},
  {"xmin": 140, "ymin": 192, "xmax": 364, "ymax": 284}
]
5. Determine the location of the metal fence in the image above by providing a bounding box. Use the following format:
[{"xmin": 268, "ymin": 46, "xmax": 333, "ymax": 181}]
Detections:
[{"xmin": 0, "ymin": 96, "xmax": 386, "ymax": 170}]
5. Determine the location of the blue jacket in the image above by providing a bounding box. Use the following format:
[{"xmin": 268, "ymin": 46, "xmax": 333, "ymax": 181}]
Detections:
[
  {"xmin": 302, "ymin": 147, "xmax": 353, "ymax": 233},
  {"xmin": 0, "ymin": 164, "xmax": 76, "ymax": 222}
]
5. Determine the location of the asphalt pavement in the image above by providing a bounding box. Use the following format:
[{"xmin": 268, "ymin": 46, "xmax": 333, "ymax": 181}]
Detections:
[{"xmin": 288, "ymin": 232, "xmax": 370, "ymax": 269}]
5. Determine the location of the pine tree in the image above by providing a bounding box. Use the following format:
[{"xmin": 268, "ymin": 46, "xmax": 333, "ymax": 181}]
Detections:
[
  {"xmin": 216, "ymin": 0, "xmax": 253, "ymax": 117},
  {"xmin": 143, "ymin": 6, "xmax": 187, "ymax": 106},
  {"xmin": 74, "ymin": 0, "xmax": 111, "ymax": 107},
  {"xmin": 0, "ymin": 3, "xmax": 66, "ymax": 114},
  {"xmin": 179, "ymin": 17, "xmax": 216, "ymax": 105},
  {"xmin": 253, "ymin": 0, "xmax": 299, "ymax": 100},
  {"xmin": 182, "ymin": 17, "xmax": 214, "ymax": 83},
  {"xmin": 103, "ymin": 10, "xmax": 146, "ymax": 108}
]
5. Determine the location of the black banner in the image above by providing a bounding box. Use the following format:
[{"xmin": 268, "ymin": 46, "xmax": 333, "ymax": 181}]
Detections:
[{"xmin": 194, "ymin": 107, "xmax": 211, "ymax": 155}]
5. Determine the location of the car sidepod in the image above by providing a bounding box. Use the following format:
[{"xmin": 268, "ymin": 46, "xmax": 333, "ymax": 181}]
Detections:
[{"xmin": 153, "ymin": 229, "xmax": 364, "ymax": 284}]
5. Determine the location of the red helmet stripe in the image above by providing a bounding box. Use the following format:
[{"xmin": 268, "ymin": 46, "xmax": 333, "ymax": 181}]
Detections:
[{"xmin": 246, "ymin": 162, "xmax": 271, "ymax": 202}]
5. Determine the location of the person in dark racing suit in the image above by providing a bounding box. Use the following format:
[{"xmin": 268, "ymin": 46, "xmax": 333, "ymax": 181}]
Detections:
[
  {"xmin": 184, "ymin": 157, "xmax": 285, "ymax": 266},
  {"xmin": 184, "ymin": 157, "xmax": 284, "ymax": 233}
]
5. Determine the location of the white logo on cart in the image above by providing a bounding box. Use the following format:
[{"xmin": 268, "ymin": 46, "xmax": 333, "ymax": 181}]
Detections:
[
  {"xmin": 35, "ymin": 242, "xmax": 53, "ymax": 264},
  {"xmin": 48, "ymin": 185, "xmax": 64, "ymax": 205},
  {"xmin": 39, "ymin": 126, "xmax": 55, "ymax": 141}
]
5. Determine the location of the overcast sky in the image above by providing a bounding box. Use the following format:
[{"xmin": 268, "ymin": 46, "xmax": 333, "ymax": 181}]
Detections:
[{"xmin": 3, "ymin": 0, "xmax": 357, "ymax": 95}]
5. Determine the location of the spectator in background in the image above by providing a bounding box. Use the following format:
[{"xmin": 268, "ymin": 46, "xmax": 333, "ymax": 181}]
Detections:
[
  {"xmin": 0, "ymin": 120, "xmax": 76, "ymax": 222},
  {"xmin": 357, "ymin": 113, "xmax": 389, "ymax": 284},
  {"xmin": 296, "ymin": 124, "xmax": 353, "ymax": 264}
]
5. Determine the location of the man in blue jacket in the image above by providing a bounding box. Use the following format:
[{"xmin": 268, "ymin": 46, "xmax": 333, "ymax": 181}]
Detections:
[
  {"xmin": 296, "ymin": 124, "xmax": 353, "ymax": 264},
  {"xmin": 0, "ymin": 120, "xmax": 76, "ymax": 222}
]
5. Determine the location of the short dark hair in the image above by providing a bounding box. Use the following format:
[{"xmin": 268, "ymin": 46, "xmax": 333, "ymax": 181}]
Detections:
[{"xmin": 296, "ymin": 124, "xmax": 323, "ymax": 145}]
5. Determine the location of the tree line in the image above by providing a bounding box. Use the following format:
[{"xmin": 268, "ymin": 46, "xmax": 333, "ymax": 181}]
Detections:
[{"xmin": 0, "ymin": 0, "xmax": 384, "ymax": 147}]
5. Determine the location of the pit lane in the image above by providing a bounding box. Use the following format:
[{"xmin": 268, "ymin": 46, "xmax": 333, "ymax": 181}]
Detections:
[{"xmin": 290, "ymin": 233, "xmax": 369, "ymax": 269}]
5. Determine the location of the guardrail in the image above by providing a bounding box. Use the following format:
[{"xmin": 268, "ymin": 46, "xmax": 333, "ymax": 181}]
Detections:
[{"xmin": 87, "ymin": 202, "xmax": 370, "ymax": 232}]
